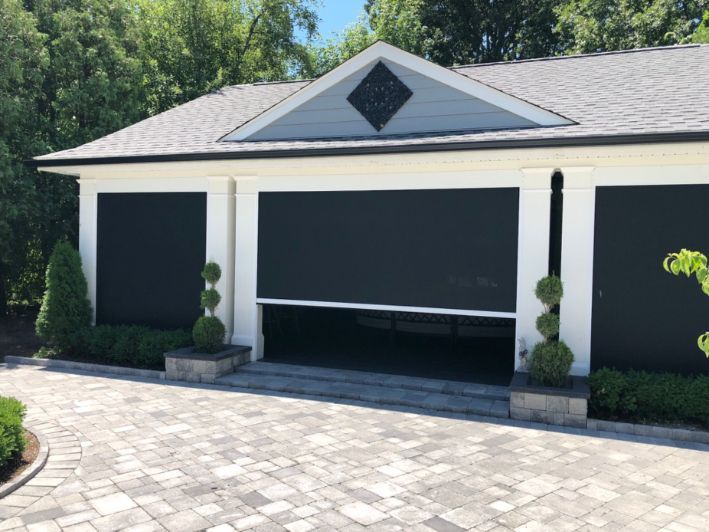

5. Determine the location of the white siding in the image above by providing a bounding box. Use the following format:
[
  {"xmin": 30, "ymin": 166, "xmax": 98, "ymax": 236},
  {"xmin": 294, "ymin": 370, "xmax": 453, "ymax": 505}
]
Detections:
[{"xmin": 249, "ymin": 59, "xmax": 535, "ymax": 140}]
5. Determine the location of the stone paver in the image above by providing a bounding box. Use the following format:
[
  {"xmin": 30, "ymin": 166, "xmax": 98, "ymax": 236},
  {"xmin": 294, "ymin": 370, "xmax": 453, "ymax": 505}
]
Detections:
[{"xmin": 1, "ymin": 365, "xmax": 709, "ymax": 531}]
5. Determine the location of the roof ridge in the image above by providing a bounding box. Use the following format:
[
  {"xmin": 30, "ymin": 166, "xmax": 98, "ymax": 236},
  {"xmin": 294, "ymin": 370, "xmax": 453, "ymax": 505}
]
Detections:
[
  {"xmin": 451, "ymin": 44, "xmax": 703, "ymax": 69},
  {"xmin": 220, "ymin": 44, "xmax": 704, "ymax": 88},
  {"xmin": 222, "ymin": 78, "xmax": 312, "ymax": 90}
]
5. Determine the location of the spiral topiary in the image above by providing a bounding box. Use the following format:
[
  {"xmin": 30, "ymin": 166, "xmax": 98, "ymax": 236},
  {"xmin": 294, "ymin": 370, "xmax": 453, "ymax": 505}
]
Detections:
[
  {"xmin": 193, "ymin": 261, "xmax": 226, "ymax": 353},
  {"xmin": 529, "ymin": 275, "xmax": 574, "ymax": 387}
]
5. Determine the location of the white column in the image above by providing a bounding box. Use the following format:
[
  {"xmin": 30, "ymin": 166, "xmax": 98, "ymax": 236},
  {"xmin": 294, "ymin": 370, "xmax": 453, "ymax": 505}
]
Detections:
[
  {"xmin": 78, "ymin": 178, "xmax": 97, "ymax": 324},
  {"xmin": 559, "ymin": 167, "xmax": 596, "ymax": 376},
  {"xmin": 515, "ymin": 168, "xmax": 553, "ymax": 371},
  {"xmin": 206, "ymin": 176, "xmax": 235, "ymax": 339},
  {"xmin": 231, "ymin": 178, "xmax": 262, "ymax": 359}
]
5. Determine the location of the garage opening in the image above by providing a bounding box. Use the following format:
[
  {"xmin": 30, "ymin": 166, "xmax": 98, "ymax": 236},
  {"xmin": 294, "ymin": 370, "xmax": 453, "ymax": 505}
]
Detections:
[
  {"xmin": 263, "ymin": 305, "xmax": 515, "ymax": 385},
  {"xmin": 257, "ymin": 187, "xmax": 519, "ymax": 385}
]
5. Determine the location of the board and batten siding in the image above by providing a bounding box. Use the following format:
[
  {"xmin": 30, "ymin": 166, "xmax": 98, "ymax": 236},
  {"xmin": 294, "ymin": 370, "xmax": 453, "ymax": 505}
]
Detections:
[{"xmin": 249, "ymin": 59, "xmax": 535, "ymax": 140}]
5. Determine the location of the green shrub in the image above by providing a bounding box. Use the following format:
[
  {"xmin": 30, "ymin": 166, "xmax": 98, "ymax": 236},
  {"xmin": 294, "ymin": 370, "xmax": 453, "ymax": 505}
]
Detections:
[
  {"xmin": 36, "ymin": 241, "xmax": 92, "ymax": 350},
  {"xmin": 193, "ymin": 316, "xmax": 225, "ymax": 354},
  {"xmin": 528, "ymin": 275, "xmax": 574, "ymax": 386},
  {"xmin": 193, "ymin": 261, "xmax": 225, "ymax": 353},
  {"xmin": 530, "ymin": 341, "xmax": 574, "ymax": 387},
  {"xmin": 589, "ymin": 368, "xmax": 709, "ymax": 428},
  {"xmin": 535, "ymin": 312, "xmax": 560, "ymax": 339},
  {"xmin": 587, "ymin": 367, "xmax": 635, "ymax": 415},
  {"xmin": 69, "ymin": 325, "xmax": 191, "ymax": 369},
  {"xmin": 0, "ymin": 396, "xmax": 26, "ymax": 469},
  {"xmin": 534, "ymin": 275, "xmax": 563, "ymax": 309},
  {"xmin": 201, "ymin": 262, "xmax": 221, "ymax": 285},
  {"xmin": 200, "ymin": 288, "xmax": 221, "ymax": 312}
]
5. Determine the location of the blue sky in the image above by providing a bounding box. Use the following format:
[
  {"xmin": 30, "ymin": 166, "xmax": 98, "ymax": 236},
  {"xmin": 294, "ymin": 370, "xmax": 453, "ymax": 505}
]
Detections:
[{"xmin": 301, "ymin": 0, "xmax": 366, "ymax": 44}]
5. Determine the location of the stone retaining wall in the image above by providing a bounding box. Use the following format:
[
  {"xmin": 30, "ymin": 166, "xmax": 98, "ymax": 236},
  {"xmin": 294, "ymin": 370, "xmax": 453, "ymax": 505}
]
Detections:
[{"xmin": 164, "ymin": 346, "xmax": 251, "ymax": 384}]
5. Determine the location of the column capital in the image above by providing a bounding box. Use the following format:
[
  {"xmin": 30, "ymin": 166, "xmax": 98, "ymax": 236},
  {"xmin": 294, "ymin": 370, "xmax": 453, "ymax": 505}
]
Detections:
[
  {"xmin": 519, "ymin": 167, "xmax": 555, "ymax": 190},
  {"xmin": 234, "ymin": 177, "xmax": 258, "ymax": 194},
  {"xmin": 77, "ymin": 178, "xmax": 97, "ymax": 195},
  {"xmin": 560, "ymin": 166, "xmax": 596, "ymax": 189},
  {"xmin": 207, "ymin": 176, "xmax": 235, "ymax": 195}
]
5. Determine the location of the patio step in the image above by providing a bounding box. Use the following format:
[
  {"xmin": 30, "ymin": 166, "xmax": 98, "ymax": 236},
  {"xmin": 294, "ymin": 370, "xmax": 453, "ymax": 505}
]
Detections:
[
  {"xmin": 215, "ymin": 362, "xmax": 510, "ymax": 418},
  {"xmin": 237, "ymin": 361, "xmax": 510, "ymax": 401}
]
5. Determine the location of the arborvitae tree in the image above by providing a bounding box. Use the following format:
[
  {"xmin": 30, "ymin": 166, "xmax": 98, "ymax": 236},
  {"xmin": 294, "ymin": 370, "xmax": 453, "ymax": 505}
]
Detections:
[{"xmin": 35, "ymin": 241, "xmax": 92, "ymax": 350}]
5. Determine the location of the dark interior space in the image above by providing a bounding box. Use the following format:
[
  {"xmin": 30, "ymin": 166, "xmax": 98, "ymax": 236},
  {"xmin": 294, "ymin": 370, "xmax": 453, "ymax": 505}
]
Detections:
[
  {"xmin": 592, "ymin": 184, "xmax": 709, "ymax": 375},
  {"xmin": 263, "ymin": 305, "xmax": 515, "ymax": 385},
  {"xmin": 549, "ymin": 171, "xmax": 564, "ymax": 276}
]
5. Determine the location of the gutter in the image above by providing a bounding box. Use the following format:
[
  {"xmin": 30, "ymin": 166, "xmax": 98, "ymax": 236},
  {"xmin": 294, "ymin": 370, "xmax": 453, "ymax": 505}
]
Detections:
[{"xmin": 27, "ymin": 131, "xmax": 709, "ymax": 168}]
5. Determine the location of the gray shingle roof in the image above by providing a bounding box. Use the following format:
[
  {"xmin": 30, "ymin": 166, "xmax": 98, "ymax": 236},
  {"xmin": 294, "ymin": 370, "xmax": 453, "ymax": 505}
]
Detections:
[{"xmin": 34, "ymin": 45, "xmax": 709, "ymax": 165}]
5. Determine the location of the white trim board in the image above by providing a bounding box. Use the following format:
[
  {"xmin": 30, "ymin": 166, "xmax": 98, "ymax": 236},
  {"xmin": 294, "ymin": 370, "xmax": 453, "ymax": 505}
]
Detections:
[
  {"xmin": 224, "ymin": 41, "xmax": 571, "ymax": 141},
  {"xmin": 256, "ymin": 298, "xmax": 516, "ymax": 319}
]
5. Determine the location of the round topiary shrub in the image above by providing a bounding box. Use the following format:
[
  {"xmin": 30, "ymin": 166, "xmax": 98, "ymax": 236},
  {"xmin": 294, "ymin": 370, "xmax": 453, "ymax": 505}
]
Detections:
[
  {"xmin": 530, "ymin": 340, "xmax": 574, "ymax": 387},
  {"xmin": 36, "ymin": 240, "xmax": 92, "ymax": 351},
  {"xmin": 535, "ymin": 312, "xmax": 560, "ymax": 339},
  {"xmin": 193, "ymin": 316, "xmax": 226, "ymax": 354},
  {"xmin": 193, "ymin": 261, "xmax": 225, "ymax": 353},
  {"xmin": 534, "ymin": 275, "xmax": 563, "ymax": 310},
  {"xmin": 529, "ymin": 275, "xmax": 574, "ymax": 387}
]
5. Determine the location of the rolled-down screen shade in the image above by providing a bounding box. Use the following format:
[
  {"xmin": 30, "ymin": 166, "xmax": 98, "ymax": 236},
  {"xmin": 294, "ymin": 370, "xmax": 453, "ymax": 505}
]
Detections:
[{"xmin": 257, "ymin": 188, "xmax": 519, "ymax": 313}]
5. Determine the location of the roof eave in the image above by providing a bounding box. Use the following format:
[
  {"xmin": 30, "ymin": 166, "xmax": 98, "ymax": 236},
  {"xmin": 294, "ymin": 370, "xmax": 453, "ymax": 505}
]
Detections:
[{"xmin": 28, "ymin": 131, "xmax": 709, "ymax": 169}]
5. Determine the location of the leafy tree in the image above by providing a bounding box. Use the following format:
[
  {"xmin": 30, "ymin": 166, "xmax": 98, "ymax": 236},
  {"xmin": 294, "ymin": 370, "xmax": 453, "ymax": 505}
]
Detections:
[
  {"xmin": 0, "ymin": 0, "xmax": 49, "ymax": 314},
  {"xmin": 135, "ymin": 0, "xmax": 319, "ymax": 114},
  {"xmin": 556, "ymin": 0, "xmax": 708, "ymax": 54},
  {"xmin": 312, "ymin": 0, "xmax": 560, "ymax": 74},
  {"xmin": 30, "ymin": 0, "xmax": 146, "ymax": 149},
  {"xmin": 6, "ymin": 0, "xmax": 148, "ymax": 310},
  {"xmin": 663, "ymin": 249, "xmax": 709, "ymax": 358},
  {"xmin": 693, "ymin": 10, "xmax": 709, "ymax": 41},
  {"xmin": 36, "ymin": 240, "xmax": 92, "ymax": 350}
]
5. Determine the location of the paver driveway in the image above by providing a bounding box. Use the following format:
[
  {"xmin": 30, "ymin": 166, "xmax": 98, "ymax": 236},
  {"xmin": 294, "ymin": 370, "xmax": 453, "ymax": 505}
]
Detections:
[{"xmin": 1, "ymin": 365, "xmax": 708, "ymax": 531}]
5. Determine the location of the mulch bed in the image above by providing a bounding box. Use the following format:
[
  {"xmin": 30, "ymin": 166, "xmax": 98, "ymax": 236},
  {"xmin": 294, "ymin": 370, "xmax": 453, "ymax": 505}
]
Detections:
[
  {"xmin": 0, "ymin": 430, "xmax": 40, "ymax": 486},
  {"xmin": 0, "ymin": 307, "xmax": 42, "ymax": 359}
]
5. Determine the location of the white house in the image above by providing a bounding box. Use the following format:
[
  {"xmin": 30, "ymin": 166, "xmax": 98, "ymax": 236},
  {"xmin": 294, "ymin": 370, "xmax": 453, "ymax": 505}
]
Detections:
[{"xmin": 32, "ymin": 42, "xmax": 709, "ymax": 384}]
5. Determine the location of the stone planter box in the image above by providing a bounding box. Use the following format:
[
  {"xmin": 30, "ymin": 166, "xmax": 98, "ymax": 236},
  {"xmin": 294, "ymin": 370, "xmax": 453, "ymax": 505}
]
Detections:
[
  {"xmin": 509, "ymin": 371, "xmax": 590, "ymax": 428},
  {"xmin": 165, "ymin": 345, "xmax": 251, "ymax": 384}
]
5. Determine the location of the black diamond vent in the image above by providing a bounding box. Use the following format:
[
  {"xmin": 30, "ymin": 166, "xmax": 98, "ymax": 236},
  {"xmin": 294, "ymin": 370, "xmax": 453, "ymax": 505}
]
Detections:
[{"xmin": 347, "ymin": 61, "xmax": 413, "ymax": 131}]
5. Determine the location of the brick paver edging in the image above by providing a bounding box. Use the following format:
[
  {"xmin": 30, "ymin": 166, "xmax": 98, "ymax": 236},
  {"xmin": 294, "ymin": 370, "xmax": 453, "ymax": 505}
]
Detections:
[
  {"xmin": 0, "ymin": 424, "xmax": 49, "ymax": 499},
  {"xmin": 0, "ymin": 422, "xmax": 82, "ymax": 525},
  {"xmin": 4, "ymin": 355, "xmax": 165, "ymax": 380},
  {"xmin": 588, "ymin": 417, "xmax": 709, "ymax": 444}
]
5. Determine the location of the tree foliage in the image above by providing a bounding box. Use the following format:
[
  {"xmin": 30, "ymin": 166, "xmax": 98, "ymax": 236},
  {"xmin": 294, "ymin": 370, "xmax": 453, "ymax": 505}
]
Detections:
[
  {"xmin": 556, "ymin": 0, "xmax": 708, "ymax": 53},
  {"xmin": 663, "ymin": 249, "xmax": 709, "ymax": 358},
  {"xmin": 0, "ymin": 0, "xmax": 49, "ymax": 314},
  {"xmin": 314, "ymin": 0, "xmax": 560, "ymax": 73},
  {"xmin": 136, "ymin": 0, "xmax": 318, "ymax": 113},
  {"xmin": 694, "ymin": 10, "xmax": 709, "ymax": 42}
]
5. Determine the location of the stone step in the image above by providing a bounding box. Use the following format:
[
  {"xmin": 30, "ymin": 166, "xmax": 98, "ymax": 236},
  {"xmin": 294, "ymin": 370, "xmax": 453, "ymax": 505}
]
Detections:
[
  {"xmin": 215, "ymin": 369, "xmax": 510, "ymax": 419},
  {"xmin": 236, "ymin": 361, "xmax": 510, "ymax": 401}
]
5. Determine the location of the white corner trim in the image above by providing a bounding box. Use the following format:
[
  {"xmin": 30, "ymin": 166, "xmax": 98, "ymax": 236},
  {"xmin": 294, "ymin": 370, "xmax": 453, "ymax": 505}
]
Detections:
[
  {"xmin": 255, "ymin": 298, "xmax": 516, "ymax": 319},
  {"xmin": 224, "ymin": 41, "xmax": 571, "ymax": 141}
]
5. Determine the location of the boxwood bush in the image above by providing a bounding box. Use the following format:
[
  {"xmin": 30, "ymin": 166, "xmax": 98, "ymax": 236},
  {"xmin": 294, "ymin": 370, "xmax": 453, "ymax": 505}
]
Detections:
[
  {"xmin": 589, "ymin": 368, "xmax": 709, "ymax": 429},
  {"xmin": 0, "ymin": 396, "xmax": 26, "ymax": 469},
  {"xmin": 70, "ymin": 326, "xmax": 192, "ymax": 369}
]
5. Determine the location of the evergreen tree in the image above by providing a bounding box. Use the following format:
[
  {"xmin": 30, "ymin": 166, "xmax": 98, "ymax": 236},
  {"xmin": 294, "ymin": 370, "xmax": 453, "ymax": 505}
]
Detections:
[{"xmin": 36, "ymin": 241, "xmax": 92, "ymax": 349}]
